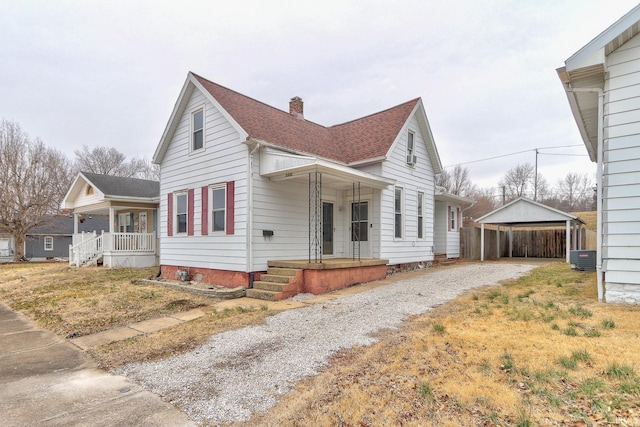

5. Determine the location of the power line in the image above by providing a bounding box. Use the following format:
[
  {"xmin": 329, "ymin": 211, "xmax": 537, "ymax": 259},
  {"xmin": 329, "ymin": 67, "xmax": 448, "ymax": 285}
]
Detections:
[{"xmin": 444, "ymin": 144, "xmax": 584, "ymax": 168}]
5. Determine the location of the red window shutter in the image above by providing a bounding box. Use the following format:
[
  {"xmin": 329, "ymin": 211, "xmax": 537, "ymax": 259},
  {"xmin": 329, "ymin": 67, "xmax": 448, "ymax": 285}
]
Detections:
[
  {"xmin": 187, "ymin": 189, "xmax": 195, "ymax": 236},
  {"xmin": 201, "ymin": 186, "xmax": 208, "ymax": 235},
  {"xmin": 167, "ymin": 193, "xmax": 173, "ymax": 236},
  {"xmin": 226, "ymin": 181, "xmax": 234, "ymax": 235},
  {"xmin": 447, "ymin": 206, "xmax": 452, "ymax": 231}
]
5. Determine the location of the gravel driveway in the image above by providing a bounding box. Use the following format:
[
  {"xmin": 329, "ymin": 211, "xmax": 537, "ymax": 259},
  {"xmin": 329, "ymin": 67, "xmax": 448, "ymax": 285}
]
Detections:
[{"xmin": 116, "ymin": 262, "xmax": 536, "ymax": 425}]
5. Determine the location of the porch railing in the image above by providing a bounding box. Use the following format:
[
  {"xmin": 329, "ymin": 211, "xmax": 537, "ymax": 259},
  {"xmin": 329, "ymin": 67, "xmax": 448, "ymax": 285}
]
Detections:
[
  {"xmin": 69, "ymin": 231, "xmax": 156, "ymax": 266},
  {"xmin": 103, "ymin": 232, "xmax": 156, "ymax": 253},
  {"xmin": 69, "ymin": 232, "xmax": 103, "ymax": 266}
]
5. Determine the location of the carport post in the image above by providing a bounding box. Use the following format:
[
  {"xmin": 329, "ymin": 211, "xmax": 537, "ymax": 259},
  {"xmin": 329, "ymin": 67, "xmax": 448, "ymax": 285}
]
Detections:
[
  {"xmin": 565, "ymin": 220, "xmax": 571, "ymax": 263},
  {"xmin": 480, "ymin": 223, "xmax": 485, "ymax": 261},
  {"xmin": 509, "ymin": 227, "xmax": 513, "ymax": 258},
  {"xmin": 496, "ymin": 225, "xmax": 500, "ymax": 259}
]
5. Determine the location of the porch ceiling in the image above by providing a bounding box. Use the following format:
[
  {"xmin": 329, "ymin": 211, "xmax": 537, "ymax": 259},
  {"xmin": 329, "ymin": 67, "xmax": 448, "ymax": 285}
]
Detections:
[{"xmin": 260, "ymin": 150, "xmax": 395, "ymax": 190}]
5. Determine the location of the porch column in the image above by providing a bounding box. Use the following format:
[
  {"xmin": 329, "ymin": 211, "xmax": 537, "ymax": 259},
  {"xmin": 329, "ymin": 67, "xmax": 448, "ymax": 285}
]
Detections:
[
  {"xmin": 73, "ymin": 213, "xmax": 79, "ymax": 234},
  {"xmin": 480, "ymin": 223, "xmax": 485, "ymax": 262},
  {"xmin": 565, "ymin": 220, "xmax": 571, "ymax": 263},
  {"xmin": 496, "ymin": 225, "xmax": 500, "ymax": 259},
  {"xmin": 109, "ymin": 207, "xmax": 115, "ymax": 233}
]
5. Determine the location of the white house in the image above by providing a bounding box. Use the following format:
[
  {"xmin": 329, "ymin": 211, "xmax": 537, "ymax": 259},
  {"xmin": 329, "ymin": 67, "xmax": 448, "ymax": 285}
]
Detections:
[
  {"xmin": 61, "ymin": 172, "xmax": 159, "ymax": 268},
  {"xmin": 558, "ymin": 4, "xmax": 640, "ymax": 303},
  {"xmin": 152, "ymin": 72, "xmax": 443, "ymax": 299}
]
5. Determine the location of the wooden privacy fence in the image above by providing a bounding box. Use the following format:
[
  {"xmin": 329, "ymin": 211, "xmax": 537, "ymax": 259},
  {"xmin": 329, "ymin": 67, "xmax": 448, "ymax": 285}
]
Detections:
[{"xmin": 460, "ymin": 227, "xmax": 595, "ymax": 260}]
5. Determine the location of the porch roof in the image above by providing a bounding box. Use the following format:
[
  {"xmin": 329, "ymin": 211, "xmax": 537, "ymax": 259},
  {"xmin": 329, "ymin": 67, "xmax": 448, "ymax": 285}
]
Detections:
[{"xmin": 259, "ymin": 148, "xmax": 395, "ymax": 190}]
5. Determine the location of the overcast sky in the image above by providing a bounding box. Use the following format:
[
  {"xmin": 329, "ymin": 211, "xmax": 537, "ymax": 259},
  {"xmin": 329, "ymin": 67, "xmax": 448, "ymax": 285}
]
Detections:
[{"xmin": 2, "ymin": 0, "xmax": 638, "ymax": 193}]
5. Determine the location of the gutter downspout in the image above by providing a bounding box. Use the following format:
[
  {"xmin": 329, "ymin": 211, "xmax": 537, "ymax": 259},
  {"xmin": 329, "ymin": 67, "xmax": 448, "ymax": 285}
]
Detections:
[
  {"xmin": 247, "ymin": 141, "xmax": 261, "ymax": 280},
  {"xmin": 569, "ymin": 86, "xmax": 604, "ymax": 302}
]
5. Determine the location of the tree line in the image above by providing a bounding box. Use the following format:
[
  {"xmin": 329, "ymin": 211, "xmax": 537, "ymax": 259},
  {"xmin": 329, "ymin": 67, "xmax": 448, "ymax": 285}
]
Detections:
[
  {"xmin": 437, "ymin": 164, "xmax": 595, "ymax": 222},
  {"xmin": 0, "ymin": 118, "xmax": 158, "ymax": 261}
]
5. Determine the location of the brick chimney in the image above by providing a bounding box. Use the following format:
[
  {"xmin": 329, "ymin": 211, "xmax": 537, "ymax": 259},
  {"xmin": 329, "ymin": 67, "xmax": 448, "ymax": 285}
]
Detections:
[{"xmin": 289, "ymin": 96, "xmax": 304, "ymax": 119}]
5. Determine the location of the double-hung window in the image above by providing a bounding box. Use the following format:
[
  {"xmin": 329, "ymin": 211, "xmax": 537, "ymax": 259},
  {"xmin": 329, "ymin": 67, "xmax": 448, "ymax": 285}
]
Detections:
[
  {"xmin": 395, "ymin": 187, "xmax": 403, "ymax": 239},
  {"xmin": 417, "ymin": 191, "xmax": 424, "ymax": 239},
  {"xmin": 176, "ymin": 193, "xmax": 188, "ymax": 234},
  {"xmin": 406, "ymin": 131, "xmax": 416, "ymax": 165},
  {"xmin": 211, "ymin": 185, "xmax": 226, "ymax": 232},
  {"xmin": 44, "ymin": 236, "xmax": 53, "ymax": 251},
  {"xmin": 192, "ymin": 109, "xmax": 204, "ymax": 151}
]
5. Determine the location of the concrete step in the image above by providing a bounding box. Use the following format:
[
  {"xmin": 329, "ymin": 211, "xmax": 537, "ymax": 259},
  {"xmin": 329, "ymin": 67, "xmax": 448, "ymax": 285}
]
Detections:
[
  {"xmin": 260, "ymin": 274, "xmax": 292, "ymax": 284},
  {"xmin": 252, "ymin": 281, "xmax": 285, "ymax": 292},
  {"xmin": 267, "ymin": 267, "xmax": 299, "ymax": 276},
  {"xmin": 246, "ymin": 288, "xmax": 281, "ymax": 301}
]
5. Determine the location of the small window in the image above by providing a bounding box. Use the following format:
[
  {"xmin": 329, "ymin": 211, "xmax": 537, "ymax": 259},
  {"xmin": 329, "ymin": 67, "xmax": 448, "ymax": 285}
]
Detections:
[
  {"xmin": 450, "ymin": 206, "xmax": 457, "ymax": 231},
  {"xmin": 211, "ymin": 185, "xmax": 226, "ymax": 232},
  {"xmin": 44, "ymin": 236, "xmax": 53, "ymax": 251},
  {"xmin": 192, "ymin": 109, "xmax": 204, "ymax": 151},
  {"xmin": 176, "ymin": 193, "xmax": 188, "ymax": 233},
  {"xmin": 406, "ymin": 131, "xmax": 416, "ymax": 165},
  {"xmin": 395, "ymin": 187, "xmax": 403, "ymax": 239},
  {"xmin": 417, "ymin": 191, "xmax": 424, "ymax": 239}
]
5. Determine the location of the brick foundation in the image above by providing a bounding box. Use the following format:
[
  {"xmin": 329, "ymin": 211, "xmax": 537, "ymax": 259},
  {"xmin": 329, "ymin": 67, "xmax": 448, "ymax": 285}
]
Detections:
[
  {"xmin": 161, "ymin": 265, "xmax": 256, "ymax": 288},
  {"xmin": 302, "ymin": 264, "xmax": 387, "ymax": 295}
]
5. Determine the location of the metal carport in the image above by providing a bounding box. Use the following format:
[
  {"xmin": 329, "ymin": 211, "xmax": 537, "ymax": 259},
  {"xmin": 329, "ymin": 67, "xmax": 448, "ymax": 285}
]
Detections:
[{"xmin": 476, "ymin": 197, "xmax": 585, "ymax": 263}]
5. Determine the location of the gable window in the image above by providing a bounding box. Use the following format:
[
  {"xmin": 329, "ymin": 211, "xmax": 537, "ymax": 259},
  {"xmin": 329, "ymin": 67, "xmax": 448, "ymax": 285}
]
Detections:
[
  {"xmin": 406, "ymin": 130, "xmax": 416, "ymax": 166},
  {"xmin": 395, "ymin": 187, "xmax": 403, "ymax": 239},
  {"xmin": 192, "ymin": 108, "xmax": 204, "ymax": 151},
  {"xmin": 211, "ymin": 185, "xmax": 226, "ymax": 232},
  {"xmin": 44, "ymin": 236, "xmax": 53, "ymax": 251},
  {"xmin": 417, "ymin": 191, "xmax": 424, "ymax": 239},
  {"xmin": 176, "ymin": 193, "xmax": 188, "ymax": 234}
]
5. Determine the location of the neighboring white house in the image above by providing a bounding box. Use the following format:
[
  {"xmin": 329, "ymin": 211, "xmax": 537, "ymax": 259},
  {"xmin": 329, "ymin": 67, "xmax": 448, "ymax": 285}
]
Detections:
[
  {"xmin": 434, "ymin": 186, "xmax": 473, "ymax": 259},
  {"xmin": 61, "ymin": 172, "xmax": 159, "ymax": 268},
  {"xmin": 152, "ymin": 72, "xmax": 444, "ymax": 298},
  {"xmin": 558, "ymin": 4, "xmax": 640, "ymax": 303}
]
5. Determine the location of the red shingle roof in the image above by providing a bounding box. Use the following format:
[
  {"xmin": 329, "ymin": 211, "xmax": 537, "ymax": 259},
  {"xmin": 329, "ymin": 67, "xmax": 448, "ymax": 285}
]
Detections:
[{"xmin": 192, "ymin": 73, "xmax": 419, "ymax": 164}]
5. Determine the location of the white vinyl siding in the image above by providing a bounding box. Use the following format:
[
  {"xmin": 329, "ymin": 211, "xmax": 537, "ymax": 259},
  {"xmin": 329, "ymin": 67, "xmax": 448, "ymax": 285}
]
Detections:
[
  {"xmin": 159, "ymin": 86, "xmax": 247, "ymax": 271},
  {"xmin": 602, "ymin": 32, "xmax": 640, "ymax": 302},
  {"xmin": 379, "ymin": 113, "xmax": 436, "ymax": 264}
]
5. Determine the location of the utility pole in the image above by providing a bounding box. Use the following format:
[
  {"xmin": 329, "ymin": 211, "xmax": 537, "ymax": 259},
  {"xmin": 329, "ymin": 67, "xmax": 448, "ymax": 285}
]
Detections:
[{"xmin": 534, "ymin": 148, "xmax": 538, "ymax": 201}]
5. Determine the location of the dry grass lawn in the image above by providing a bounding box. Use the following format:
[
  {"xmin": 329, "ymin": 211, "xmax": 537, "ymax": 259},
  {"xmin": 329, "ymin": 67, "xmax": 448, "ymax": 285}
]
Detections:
[
  {"xmin": 241, "ymin": 263, "xmax": 640, "ymax": 426},
  {"xmin": 0, "ymin": 262, "xmax": 274, "ymax": 368},
  {"xmin": 2, "ymin": 261, "xmax": 640, "ymax": 426}
]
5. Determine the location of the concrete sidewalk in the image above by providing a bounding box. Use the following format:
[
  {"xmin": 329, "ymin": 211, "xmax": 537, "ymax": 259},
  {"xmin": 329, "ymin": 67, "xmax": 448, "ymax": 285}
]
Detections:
[{"xmin": 0, "ymin": 302, "xmax": 195, "ymax": 427}]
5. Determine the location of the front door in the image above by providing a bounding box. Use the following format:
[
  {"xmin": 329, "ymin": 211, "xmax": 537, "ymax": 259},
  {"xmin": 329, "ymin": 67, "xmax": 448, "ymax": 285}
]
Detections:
[
  {"xmin": 139, "ymin": 212, "xmax": 148, "ymax": 233},
  {"xmin": 350, "ymin": 201, "xmax": 370, "ymax": 258},
  {"xmin": 322, "ymin": 202, "xmax": 334, "ymax": 256}
]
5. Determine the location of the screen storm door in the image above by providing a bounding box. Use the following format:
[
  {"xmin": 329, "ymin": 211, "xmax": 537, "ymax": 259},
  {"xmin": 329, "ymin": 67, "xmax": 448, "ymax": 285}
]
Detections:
[
  {"xmin": 350, "ymin": 201, "xmax": 370, "ymax": 258},
  {"xmin": 322, "ymin": 202, "xmax": 334, "ymax": 256}
]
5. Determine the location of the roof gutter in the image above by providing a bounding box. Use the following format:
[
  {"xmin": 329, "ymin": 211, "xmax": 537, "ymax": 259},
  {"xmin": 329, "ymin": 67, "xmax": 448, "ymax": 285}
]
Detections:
[{"xmin": 568, "ymin": 86, "xmax": 605, "ymax": 302}]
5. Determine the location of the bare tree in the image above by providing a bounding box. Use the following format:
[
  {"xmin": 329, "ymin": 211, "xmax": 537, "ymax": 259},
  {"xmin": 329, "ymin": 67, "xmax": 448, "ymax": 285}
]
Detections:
[
  {"xmin": 73, "ymin": 145, "xmax": 153, "ymax": 179},
  {"xmin": 499, "ymin": 163, "xmax": 535, "ymax": 201},
  {"xmin": 555, "ymin": 172, "xmax": 594, "ymax": 211},
  {"xmin": 0, "ymin": 119, "xmax": 73, "ymax": 261},
  {"xmin": 465, "ymin": 187, "xmax": 498, "ymax": 220},
  {"xmin": 436, "ymin": 165, "xmax": 475, "ymax": 197}
]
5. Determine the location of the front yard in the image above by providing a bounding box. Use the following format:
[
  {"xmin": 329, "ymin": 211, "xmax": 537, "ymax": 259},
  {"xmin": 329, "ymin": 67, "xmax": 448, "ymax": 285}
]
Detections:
[{"xmin": 2, "ymin": 262, "xmax": 640, "ymax": 425}]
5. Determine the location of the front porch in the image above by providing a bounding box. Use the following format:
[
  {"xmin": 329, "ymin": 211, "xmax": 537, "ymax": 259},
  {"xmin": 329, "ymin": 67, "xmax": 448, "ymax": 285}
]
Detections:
[
  {"xmin": 69, "ymin": 231, "xmax": 157, "ymax": 267},
  {"xmin": 246, "ymin": 258, "xmax": 389, "ymax": 300}
]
